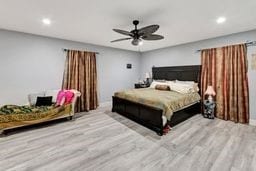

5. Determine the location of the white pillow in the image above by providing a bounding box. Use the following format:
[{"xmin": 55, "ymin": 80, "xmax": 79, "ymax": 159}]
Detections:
[
  {"xmin": 153, "ymin": 79, "xmax": 166, "ymax": 82},
  {"xmin": 28, "ymin": 92, "xmax": 45, "ymax": 106},
  {"xmin": 166, "ymin": 80, "xmax": 176, "ymax": 84},
  {"xmin": 150, "ymin": 80, "xmax": 168, "ymax": 88},
  {"xmin": 45, "ymin": 90, "xmax": 59, "ymax": 103},
  {"xmin": 168, "ymin": 82, "xmax": 195, "ymax": 94},
  {"xmin": 175, "ymin": 80, "xmax": 199, "ymax": 92},
  {"xmin": 176, "ymin": 80, "xmax": 195, "ymax": 85}
]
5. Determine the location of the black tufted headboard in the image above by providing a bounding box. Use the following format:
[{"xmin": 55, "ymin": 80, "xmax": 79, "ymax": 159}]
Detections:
[{"xmin": 152, "ymin": 65, "xmax": 201, "ymax": 83}]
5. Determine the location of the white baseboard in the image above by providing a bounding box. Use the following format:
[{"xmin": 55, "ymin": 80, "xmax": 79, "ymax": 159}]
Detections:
[
  {"xmin": 99, "ymin": 101, "xmax": 112, "ymax": 107},
  {"xmin": 249, "ymin": 119, "xmax": 256, "ymax": 126}
]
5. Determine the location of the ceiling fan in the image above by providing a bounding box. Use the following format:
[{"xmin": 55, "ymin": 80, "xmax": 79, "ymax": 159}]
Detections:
[{"xmin": 111, "ymin": 20, "xmax": 164, "ymax": 46}]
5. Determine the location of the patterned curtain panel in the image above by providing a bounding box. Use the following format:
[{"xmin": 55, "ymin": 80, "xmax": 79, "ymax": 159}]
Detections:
[
  {"xmin": 201, "ymin": 44, "xmax": 249, "ymax": 123},
  {"xmin": 62, "ymin": 50, "xmax": 98, "ymax": 112}
]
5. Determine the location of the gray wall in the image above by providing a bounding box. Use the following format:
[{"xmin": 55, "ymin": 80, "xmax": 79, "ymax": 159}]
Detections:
[
  {"xmin": 1, "ymin": 28, "xmax": 255, "ymax": 119},
  {"xmin": 141, "ymin": 29, "xmax": 256, "ymax": 119},
  {"xmin": 0, "ymin": 29, "xmax": 141, "ymax": 105}
]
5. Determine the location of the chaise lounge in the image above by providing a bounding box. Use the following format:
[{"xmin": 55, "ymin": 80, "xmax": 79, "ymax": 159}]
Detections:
[{"xmin": 0, "ymin": 89, "xmax": 81, "ymax": 135}]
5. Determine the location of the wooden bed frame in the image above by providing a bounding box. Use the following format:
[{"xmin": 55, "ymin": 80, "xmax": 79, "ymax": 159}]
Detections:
[{"xmin": 112, "ymin": 65, "xmax": 201, "ymax": 136}]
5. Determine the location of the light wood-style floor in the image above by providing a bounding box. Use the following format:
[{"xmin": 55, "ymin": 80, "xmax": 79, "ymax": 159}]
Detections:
[{"xmin": 1, "ymin": 106, "xmax": 256, "ymax": 171}]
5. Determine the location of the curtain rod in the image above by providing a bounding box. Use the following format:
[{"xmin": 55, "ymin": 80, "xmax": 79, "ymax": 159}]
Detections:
[
  {"xmin": 62, "ymin": 48, "xmax": 100, "ymax": 54},
  {"xmin": 196, "ymin": 41, "xmax": 256, "ymax": 53}
]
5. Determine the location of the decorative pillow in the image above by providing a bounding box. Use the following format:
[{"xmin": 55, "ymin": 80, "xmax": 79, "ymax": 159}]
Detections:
[
  {"xmin": 65, "ymin": 91, "xmax": 74, "ymax": 104},
  {"xmin": 28, "ymin": 92, "xmax": 45, "ymax": 106},
  {"xmin": 56, "ymin": 90, "xmax": 75, "ymax": 106},
  {"xmin": 150, "ymin": 80, "xmax": 169, "ymax": 88},
  {"xmin": 59, "ymin": 96, "xmax": 66, "ymax": 106},
  {"xmin": 35, "ymin": 96, "xmax": 53, "ymax": 106},
  {"xmin": 56, "ymin": 91, "xmax": 66, "ymax": 106},
  {"xmin": 155, "ymin": 84, "xmax": 170, "ymax": 91}
]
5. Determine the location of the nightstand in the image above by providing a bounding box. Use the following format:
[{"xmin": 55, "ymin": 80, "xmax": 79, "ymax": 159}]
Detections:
[
  {"xmin": 134, "ymin": 83, "xmax": 149, "ymax": 89},
  {"xmin": 203, "ymin": 100, "xmax": 216, "ymax": 119}
]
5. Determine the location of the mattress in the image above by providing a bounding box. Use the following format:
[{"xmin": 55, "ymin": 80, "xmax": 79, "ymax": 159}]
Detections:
[{"xmin": 114, "ymin": 88, "xmax": 201, "ymax": 121}]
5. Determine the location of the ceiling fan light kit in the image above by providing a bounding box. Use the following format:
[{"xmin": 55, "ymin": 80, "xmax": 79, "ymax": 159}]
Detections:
[
  {"xmin": 111, "ymin": 20, "xmax": 164, "ymax": 46},
  {"xmin": 132, "ymin": 38, "xmax": 143, "ymax": 46}
]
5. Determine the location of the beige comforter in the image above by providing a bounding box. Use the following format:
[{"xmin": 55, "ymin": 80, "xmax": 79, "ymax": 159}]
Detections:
[{"xmin": 114, "ymin": 88, "xmax": 201, "ymax": 120}]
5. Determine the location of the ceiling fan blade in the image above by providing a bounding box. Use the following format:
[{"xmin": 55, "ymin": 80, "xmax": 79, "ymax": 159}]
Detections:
[
  {"xmin": 142, "ymin": 34, "xmax": 164, "ymax": 40},
  {"xmin": 113, "ymin": 29, "xmax": 134, "ymax": 36},
  {"xmin": 138, "ymin": 25, "xmax": 159, "ymax": 35},
  {"xmin": 111, "ymin": 37, "xmax": 132, "ymax": 43}
]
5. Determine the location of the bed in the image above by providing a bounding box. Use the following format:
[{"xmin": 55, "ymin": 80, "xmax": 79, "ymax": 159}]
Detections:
[
  {"xmin": 112, "ymin": 65, "xmax": 201, "ymax": 135},
  {"xmin": 0, "ymin": 90, "xmax": 81, "ymax": 135}
]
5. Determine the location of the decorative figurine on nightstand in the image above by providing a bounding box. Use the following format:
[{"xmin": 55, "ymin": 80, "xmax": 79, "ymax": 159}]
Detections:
[
  {"xmin": 135, "ymin": 72, "xmax": 152, "ymax": 89},
  {"xmin": 144, "ymin": 72, "xmax": 151, "ymax": 86},
  {"xmin": 203, "ymin": 86, "xmax": 216, "ymax": 119}
]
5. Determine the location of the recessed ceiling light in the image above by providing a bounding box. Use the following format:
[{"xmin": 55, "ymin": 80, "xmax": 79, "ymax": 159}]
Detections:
[
  {"xmin": 216, "ymin": 17, "xmax": 226, "ymax": 24},
  {"xmin": 42, "ymin": 18, "xmax": 51, "ymax": 25}
]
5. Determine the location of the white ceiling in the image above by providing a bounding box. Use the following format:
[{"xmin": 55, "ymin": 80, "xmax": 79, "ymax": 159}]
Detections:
[{"xmin": 0, "ymin": 0, "xmax": 256, "ymax": 52}]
